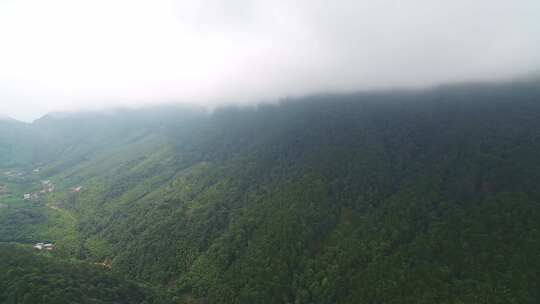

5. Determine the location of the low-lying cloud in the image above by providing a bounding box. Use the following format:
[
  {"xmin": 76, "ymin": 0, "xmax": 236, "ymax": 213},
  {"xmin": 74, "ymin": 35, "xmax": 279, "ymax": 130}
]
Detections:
[{"xmin": 1, "ymin": 0, "xmax": 539, "ymax": 121}]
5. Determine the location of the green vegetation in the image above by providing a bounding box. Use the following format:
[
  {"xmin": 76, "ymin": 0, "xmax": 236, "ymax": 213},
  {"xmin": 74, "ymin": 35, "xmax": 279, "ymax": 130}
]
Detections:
[
  {"xmin": 1, "ymin": 79, "xmax": 540, "ymax": 303},
  {"xmin": 0, "ymin": 244, "xmax": 170, "ymax": 304}
]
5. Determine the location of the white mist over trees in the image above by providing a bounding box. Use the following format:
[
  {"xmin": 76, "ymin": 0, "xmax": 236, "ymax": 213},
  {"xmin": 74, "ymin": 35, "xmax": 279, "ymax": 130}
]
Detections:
[{"xmin": 1, "ymin": 0, "xmax": 540, "ymax": 121}]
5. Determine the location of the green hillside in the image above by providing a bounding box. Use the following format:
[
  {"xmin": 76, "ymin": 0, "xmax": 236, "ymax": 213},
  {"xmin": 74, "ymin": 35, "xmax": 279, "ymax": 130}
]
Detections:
[
  {"xmin": 1, "ymin": 80, "xmax": 540, "ymax": 303},
  {"xmin": 0, "ymin": 244, "xmax": 170, "ymax": 304}
]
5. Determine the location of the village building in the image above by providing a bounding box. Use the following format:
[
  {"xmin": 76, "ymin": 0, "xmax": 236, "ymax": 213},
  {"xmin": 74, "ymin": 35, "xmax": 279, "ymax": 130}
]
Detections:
[
  {"xmin": 34, "ymin": 243, "xmax": 54, "ymax": 250},
  {"xmin": 44, "ymin": 243, "xmax": 54, "ymax": 250}
]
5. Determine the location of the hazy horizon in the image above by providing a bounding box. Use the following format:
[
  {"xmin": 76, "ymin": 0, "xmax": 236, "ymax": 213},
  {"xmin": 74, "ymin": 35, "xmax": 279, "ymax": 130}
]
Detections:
[{"xmin": 1, "ymin": 0, "xmax": 540, "ymax": 121}]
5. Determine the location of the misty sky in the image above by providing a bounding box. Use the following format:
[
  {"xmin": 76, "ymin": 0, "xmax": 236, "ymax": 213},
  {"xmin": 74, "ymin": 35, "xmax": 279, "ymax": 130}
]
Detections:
[{"xmin": 1, "ymin": 0, "xmax": 539, "ymax": 121}]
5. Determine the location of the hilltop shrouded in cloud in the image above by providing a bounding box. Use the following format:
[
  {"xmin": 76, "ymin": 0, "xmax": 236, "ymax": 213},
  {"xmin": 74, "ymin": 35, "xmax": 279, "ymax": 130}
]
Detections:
[{"xmin": 1, "ymin": 0, "xmax": 539, "ymax": 121}]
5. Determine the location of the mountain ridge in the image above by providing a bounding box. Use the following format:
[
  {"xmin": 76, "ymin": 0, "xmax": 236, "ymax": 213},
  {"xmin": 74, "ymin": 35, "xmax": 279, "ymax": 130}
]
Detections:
[{"xmin": 10, "ymin": 75, "xmax": 540, "ymax": 128}]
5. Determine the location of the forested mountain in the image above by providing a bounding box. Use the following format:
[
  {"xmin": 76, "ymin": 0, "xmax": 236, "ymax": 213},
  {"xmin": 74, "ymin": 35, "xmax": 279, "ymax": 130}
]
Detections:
[
  {"xmin": 0, "ymin": 117, "xmax": 44, "ymax": 167},
  {"xmin": 0, "ymin": 244, "xmax": 170, "ymax": 304},
  {"xmin": 1, "ymin": 79, "xmax": 540, "ymax": 303}
]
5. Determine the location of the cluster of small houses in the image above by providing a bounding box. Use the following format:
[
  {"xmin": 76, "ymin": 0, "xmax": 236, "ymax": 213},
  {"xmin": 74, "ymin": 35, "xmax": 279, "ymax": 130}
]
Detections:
[
  {"xmin": 33, "ymin": 243, "xmax": 54, "ymax": 251},
  {"xmin": 3, "ymin": 170, "xmax": 24, "ymax": 178},
  {"xmin": 2, "ymin": 167, "xmax": 42, "ymax": 178},
  {"xmin": 3, "ymin": 168, "xmax": 60, "ymax": 252},
  {"xmin": 23, "ymin": 180, "xmax": 55, "ymax": 201},
  {"xmin": 22, "ymin": 180, "xmax": 83, "ymax": 201}
]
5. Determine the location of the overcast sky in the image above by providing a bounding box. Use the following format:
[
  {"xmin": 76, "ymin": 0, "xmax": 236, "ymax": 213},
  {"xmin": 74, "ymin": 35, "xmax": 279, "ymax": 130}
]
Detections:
[{"xmin": 1, "ymin": 0, "xmax": 539, "ymax": 121}]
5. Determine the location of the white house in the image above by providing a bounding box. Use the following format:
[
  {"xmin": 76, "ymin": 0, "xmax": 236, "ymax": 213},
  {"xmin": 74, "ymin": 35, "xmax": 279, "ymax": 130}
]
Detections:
[{"xmin": 33, "ymin": 243, "xmax": 54, "ymax": 250}]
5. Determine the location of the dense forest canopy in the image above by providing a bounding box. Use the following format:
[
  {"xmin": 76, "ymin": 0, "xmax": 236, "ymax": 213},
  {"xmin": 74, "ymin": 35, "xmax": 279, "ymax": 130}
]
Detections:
[
  {"xmin": 0, "ymin": 244, "xmax": 169, "ymax": 304},
  {"xmin": 1, "ymin": 79, "xmax": 540, "ymax": 303}
]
